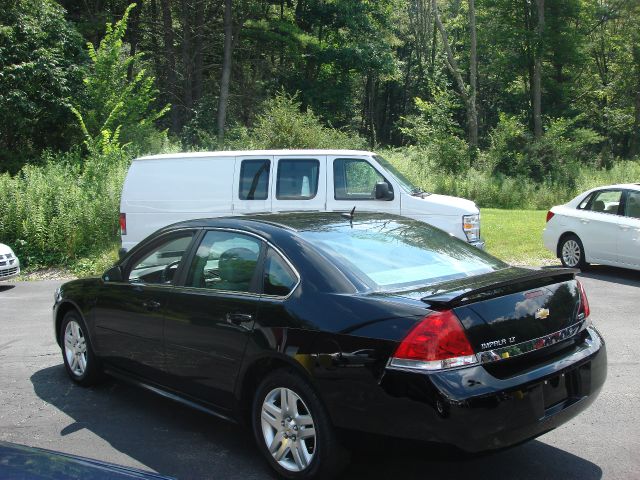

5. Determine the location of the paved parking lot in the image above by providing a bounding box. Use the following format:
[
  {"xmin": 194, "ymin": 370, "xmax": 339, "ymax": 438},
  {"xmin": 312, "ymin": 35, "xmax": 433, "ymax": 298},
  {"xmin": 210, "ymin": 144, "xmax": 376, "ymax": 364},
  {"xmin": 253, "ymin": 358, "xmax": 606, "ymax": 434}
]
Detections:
[{"xmin": 1, "ymin": 267, "xmax": 639, "ymax": 479}]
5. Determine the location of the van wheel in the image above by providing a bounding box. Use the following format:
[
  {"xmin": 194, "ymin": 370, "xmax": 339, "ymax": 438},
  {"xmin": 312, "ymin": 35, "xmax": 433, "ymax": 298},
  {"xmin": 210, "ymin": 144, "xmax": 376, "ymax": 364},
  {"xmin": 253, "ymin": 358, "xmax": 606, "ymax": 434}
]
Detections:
[
  {"xmin": 559, "ymin": 234, "xmax": 587, "ymax": 269},
  {"xmin": 252, "ymin": 369, "xmax": 349, "ymax": 479},
  {"xmin": 60, "ymin": 311, "xmax": 102, "ymax": 386}
]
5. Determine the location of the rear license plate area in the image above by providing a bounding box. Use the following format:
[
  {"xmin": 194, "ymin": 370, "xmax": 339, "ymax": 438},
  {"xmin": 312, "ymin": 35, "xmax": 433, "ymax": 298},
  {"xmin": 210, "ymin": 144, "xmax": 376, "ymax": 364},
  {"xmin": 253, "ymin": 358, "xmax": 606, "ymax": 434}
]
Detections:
[{"xmin": 543, "ymin": 373, "xmax": 568, "ymax": 410}]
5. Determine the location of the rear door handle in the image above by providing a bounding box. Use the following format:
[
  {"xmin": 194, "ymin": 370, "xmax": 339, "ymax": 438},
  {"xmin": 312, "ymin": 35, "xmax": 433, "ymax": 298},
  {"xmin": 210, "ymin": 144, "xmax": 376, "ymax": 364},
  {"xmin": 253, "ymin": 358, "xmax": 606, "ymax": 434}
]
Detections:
[
  {"xmin": 618, "ymin": 225, "xmax": 630, "ymax": 231},
  {"xmin": 580, "ymin": 219, "xmax": 590, "ymax": 224},
  {"xmin": 142, "ymin": 300, "xmax": 161, "ymax": 311},
  {"xmin": 226, "ymin": 313, "xmax": 253, "ymax": 325}
]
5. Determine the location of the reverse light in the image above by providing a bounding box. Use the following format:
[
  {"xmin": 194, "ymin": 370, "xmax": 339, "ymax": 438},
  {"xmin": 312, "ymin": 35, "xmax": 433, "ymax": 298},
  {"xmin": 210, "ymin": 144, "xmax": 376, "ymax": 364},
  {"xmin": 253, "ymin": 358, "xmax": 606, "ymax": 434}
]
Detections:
[
  {"xmin": 119, "ymin": 213, "xmax": 127, "ymax": 236},
  {"xmin": 463, "ymin": 214, "xmax": 480, "ymax": 242},
  {"xmin": 577, "ymin": 280, "xmax": 590, "ymax": 320},
  {"xmin": 546, "ymin": 210, "xmax": 555, "ymax": 222},
  {"xmin": 389, "ymin": 310, "xmax": 478, "ymax": 371}
]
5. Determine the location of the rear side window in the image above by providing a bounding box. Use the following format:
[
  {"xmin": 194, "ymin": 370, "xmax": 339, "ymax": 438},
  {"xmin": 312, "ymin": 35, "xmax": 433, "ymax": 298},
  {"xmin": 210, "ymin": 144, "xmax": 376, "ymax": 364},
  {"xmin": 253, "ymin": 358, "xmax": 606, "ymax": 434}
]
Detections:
[
  {"xmin": 586, "ymin": 190, "xmax": 622, "ymax": 214},
  {"xmin": 263, "ymin": 249, "xmax": 297, "ymax": 296},
  {"xmin": 333, "ymin": 158, "xmax": 388, "ymax": 200},
  {"xmin": 276, "ymin": 159, "xmax": 319, "ymax": 200},
  {"xmin": 239, "ymin": 159, "xmax": 270, "ymax": 200},
  {"xmin": 185, "ymin": 231, "xmax": 262, "ymax": 292},
  {"xmin": 625, "ymin": 191, "xmax": 640, "ymax": 219}
]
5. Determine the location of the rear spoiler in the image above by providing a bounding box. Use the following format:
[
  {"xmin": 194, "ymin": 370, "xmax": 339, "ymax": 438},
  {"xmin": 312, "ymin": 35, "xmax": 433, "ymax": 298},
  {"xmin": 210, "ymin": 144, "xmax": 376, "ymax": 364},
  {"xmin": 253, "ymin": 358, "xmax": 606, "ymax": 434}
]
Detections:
[{"xmin": 421, "ymin": 268, "xmax": 579, "ymax": 309}]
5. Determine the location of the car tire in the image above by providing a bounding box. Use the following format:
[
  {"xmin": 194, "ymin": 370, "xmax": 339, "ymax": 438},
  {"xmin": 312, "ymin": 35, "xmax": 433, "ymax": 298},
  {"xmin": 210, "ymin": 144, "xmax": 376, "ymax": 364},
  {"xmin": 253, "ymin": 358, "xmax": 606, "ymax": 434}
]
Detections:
[
  {"xmin": 252, "ymin": 368, "xmax": 349, "ymax": 480},
  {"xmin": 559, "ymin": 234, "xmax": 587, "ymax": 269},
  {"xmin": 60, "ymin": 311, "xmax": 102, "ymax": 386}
]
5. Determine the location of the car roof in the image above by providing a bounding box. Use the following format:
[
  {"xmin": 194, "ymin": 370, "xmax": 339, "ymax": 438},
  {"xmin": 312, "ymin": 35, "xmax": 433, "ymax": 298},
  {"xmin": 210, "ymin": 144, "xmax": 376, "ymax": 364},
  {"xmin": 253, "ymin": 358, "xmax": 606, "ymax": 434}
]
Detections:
[
  {"xmin": 135, "ymin": 149, "xmax": 376, "ymax": 161},
  {"xmin": 162, "ymin": 212, "xmax": 409, "ymax": 235}
]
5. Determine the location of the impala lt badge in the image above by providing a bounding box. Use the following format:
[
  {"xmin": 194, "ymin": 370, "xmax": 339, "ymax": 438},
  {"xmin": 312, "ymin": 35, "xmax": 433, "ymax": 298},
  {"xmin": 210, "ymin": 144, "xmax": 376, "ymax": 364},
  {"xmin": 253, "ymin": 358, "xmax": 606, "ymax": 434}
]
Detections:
[{"xmin": 535, "ymin": 308, "xmax": 550, "ymax": 320}]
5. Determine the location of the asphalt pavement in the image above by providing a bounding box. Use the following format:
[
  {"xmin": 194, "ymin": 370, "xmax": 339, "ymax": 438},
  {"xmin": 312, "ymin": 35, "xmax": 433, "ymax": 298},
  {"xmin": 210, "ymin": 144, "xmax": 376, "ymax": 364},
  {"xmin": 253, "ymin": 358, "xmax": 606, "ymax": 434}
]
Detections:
[{"xmin": 0, "ymin": 267, "xmax": 639, "ymax": 479}]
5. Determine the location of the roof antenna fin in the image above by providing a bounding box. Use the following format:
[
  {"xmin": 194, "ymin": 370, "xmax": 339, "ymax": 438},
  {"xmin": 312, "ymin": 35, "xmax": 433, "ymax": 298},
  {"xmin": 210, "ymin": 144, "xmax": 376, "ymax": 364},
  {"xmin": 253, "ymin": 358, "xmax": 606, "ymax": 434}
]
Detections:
[{"xmin": 341, "ymin": 206, "xmax": 356, "ymax": 227}]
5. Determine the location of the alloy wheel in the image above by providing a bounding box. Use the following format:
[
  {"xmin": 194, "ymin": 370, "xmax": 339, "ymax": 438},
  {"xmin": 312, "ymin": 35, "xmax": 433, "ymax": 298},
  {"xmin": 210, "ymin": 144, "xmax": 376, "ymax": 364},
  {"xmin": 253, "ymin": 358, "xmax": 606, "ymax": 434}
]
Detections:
[
  {"xmin": 260, "ymin": 387, "xmax": 316, "ymax": 472},
  {"xmin": 64, "ymin": 320, "xmax": 88, "ymax": 377},
  {"xmin": 562, "ymin": 239, "xmax": 581, "ymax": 267}
]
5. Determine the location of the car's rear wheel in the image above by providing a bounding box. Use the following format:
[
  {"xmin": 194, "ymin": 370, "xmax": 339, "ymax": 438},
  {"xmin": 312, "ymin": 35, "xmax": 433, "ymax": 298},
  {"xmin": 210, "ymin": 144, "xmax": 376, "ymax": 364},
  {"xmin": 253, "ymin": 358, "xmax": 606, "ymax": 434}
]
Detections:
[
  {"xmin": 252, "ymin": 369, "xmax": 348, "ymax": 479},
  {"xmin": 61, "ymin": 311, "xmax": 102, "ymax": 386},
  {"xmin": 559, "ymin": 234, "xmax": 587, "ymax": 269}
]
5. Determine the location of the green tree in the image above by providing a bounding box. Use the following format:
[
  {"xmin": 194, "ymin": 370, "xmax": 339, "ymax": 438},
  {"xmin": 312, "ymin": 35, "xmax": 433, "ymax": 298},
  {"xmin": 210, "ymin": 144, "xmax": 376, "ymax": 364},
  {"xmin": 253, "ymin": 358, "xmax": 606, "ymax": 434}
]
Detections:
[
  {"xmin": 72, "ymin": 3, "xmax": 168, "ymax": 154},
  {"xmin": 0, "ymin": 0, "xmax": 86, "ymax": 172}
]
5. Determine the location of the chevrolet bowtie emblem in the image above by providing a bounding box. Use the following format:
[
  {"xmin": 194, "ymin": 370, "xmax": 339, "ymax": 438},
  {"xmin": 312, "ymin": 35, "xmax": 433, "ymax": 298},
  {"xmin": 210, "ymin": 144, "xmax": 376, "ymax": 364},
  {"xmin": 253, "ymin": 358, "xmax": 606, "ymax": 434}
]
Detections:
[{"xmin": 535, "ymin": 308, "xmax": 550, "ymax": 320}]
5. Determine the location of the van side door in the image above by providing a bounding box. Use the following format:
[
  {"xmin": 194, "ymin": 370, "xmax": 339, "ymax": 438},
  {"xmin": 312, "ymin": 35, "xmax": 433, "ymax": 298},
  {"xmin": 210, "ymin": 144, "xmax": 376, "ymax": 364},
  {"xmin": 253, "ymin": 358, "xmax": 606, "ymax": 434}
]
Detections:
[
  {"xmin": 326, "ymin": 155, "xmax": 400, "ymax": 214},
  {"xmin": 271, "ymin": 155, "xmax": 326, "ymax": 212},
  {"xmin": 233, "ymin": 155, "xmax": 274, "ymax": 214}
]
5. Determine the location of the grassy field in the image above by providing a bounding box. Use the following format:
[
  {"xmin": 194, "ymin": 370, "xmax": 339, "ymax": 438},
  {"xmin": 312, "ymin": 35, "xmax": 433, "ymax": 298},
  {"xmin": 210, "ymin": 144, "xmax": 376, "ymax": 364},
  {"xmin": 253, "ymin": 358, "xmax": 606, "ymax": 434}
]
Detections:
[{"xmin": 482, "ymin": 208, "xmax": 558, "ymax": 266}]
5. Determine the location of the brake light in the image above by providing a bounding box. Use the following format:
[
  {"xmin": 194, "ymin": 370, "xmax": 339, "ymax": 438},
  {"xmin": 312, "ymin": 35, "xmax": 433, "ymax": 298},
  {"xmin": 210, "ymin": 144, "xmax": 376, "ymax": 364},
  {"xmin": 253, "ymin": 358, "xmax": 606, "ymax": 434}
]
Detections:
[
  {"xmin": 546, "ymin": 210, "xmax": 555, "ymax": 222},
  {"xmin": 389, "ymin": 310, "xmax": 477, "ymax": 371},
  {"xmin": 119, "ymin": 213, "xmax": 127, "ymax": 236},
  {"xmin": 577, "ymin": 280, "xmax": 590, "ymax": 319}
]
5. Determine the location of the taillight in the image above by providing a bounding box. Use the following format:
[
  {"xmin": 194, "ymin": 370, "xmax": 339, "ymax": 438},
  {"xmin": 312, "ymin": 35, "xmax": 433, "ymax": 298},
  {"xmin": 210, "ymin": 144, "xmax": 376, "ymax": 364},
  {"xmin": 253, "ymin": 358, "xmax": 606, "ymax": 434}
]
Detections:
[
  {"xmin": 546, "ymin": 210, "xmax": 555, "ymax": 222},
  {"xmin": 577, "ymin": 280, "xmax": 590, "ymax": 320},
  {"xmin": 389, "ymin": 310, "xmax": 477, "ymax": 371},
  {"xmin": 119, "ymin": 213, "xmax": 127, "ymax": 236}
]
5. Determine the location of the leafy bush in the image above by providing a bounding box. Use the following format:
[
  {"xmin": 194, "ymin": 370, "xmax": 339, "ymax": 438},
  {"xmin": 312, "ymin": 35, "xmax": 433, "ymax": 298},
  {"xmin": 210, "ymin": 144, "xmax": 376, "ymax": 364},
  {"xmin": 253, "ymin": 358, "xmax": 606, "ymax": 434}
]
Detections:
[{"xmin": 400, "ymin": 92, "xmax": 470, "ymax": 174}]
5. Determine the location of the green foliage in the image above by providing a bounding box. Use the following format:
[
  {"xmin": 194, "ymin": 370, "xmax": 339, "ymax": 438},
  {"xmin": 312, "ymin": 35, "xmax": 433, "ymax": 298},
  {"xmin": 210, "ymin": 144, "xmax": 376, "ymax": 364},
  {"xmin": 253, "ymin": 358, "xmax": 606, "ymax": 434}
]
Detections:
[
  {"xmin": 72, "ymin": 3, "xmax": 168, "ymax": 154},
  {"xmin": 0, "ymin": 148, "xmax": 128, "ymax": 267},
  {"xmin": 482, "ymin": 114, "xmax": 603, "ymax": 182},
  {"xmin": 400, "ymin": 92, "xmax": 469, "ymax": 174},
  {"xmin": 226, "ymin": 91, "xmax": 366, "ymax": 150},
  {"xmin": 0, "ymin": 0, "xmax": 86, "ymax": 171}
]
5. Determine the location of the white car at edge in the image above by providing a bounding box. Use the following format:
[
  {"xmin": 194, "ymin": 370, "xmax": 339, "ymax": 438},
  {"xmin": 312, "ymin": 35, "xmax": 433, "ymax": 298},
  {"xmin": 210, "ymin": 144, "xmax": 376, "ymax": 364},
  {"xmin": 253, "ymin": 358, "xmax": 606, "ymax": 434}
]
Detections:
[
  {"xmin": 0, "ymin": 243, "xmax": 20, "ymax": 280},
  {"xmin": 543, "ymin": 183, "xmax": 640, "ymax": 271}
]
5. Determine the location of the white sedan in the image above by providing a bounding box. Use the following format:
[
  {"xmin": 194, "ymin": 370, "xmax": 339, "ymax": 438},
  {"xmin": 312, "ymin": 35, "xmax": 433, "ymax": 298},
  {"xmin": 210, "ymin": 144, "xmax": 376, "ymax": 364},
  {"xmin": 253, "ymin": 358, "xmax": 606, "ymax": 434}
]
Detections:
[
  {"xmin": 0, "ymin": 243, "xmax": 20, "ymax": 280},
  {"xmin": 543, "ymin": 183, "xmax": 640, "ymax": 270}
]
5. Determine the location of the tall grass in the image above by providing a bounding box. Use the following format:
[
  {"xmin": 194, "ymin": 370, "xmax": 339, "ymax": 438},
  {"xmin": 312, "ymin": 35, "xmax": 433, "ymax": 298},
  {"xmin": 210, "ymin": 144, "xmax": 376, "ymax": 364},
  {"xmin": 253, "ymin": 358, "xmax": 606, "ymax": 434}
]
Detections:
[
  {"xmin": 0, "ymin": 148, "xmax": 128, "ymax": 266},
  {"xmin": 383, "ymin": 147, "xmax": 640, "ymax": 209}
]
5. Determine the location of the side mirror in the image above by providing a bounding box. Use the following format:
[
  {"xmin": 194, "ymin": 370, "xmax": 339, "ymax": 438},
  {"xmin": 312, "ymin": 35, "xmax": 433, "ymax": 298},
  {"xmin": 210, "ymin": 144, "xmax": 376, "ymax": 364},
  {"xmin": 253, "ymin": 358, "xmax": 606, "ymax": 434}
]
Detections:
[
  {"xmin": 375, "ymin": 181, "xmax": 393, "ymax": 200},
  {"xmin": 103, "ymin": 265, "xmax": 123, "ymax": 283},
  {"xmin": 118, "ymin": 247, "xmax": 128, "ymax": 260}
]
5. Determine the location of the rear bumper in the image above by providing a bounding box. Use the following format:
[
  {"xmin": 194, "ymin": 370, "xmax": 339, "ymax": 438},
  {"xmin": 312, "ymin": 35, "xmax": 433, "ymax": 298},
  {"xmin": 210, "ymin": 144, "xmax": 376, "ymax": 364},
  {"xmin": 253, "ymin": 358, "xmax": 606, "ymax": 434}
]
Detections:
[{"xmin": 334, "ymin": 326, "xmax": 606, "ymax": 452}]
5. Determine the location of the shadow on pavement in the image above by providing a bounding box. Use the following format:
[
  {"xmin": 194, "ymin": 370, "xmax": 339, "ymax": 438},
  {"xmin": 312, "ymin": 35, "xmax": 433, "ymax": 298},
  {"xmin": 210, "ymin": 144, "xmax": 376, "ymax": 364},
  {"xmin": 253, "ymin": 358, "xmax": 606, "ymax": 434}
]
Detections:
[
  {"xmin": 32, "ymin": 365, "xmax": 603, "ymax": 480},
  {"xmin": 0, "ymin": 284, "xmax": 16, "ymax": 292},
  {"xmin": 577, "ymin": 265, "xmax": 640, "ymax": 288}
]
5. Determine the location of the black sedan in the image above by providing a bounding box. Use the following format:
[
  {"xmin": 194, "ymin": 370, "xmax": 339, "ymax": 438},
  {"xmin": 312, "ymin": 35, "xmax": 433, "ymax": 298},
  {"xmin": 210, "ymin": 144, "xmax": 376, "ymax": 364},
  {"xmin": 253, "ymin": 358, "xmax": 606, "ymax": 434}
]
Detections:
[{"xmin": 53, "ymin": 213, "xmax": 606, "ymax": 479}]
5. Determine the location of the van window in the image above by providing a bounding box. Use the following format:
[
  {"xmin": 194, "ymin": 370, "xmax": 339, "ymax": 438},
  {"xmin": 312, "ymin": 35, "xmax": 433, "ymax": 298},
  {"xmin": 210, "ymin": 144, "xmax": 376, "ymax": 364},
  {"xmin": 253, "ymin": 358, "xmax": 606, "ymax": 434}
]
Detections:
[
  {"xmin": 239, "ymin": 159, "xmax": 270, "ymax": 200},
  {"xmin": 334, "ymin": 158, "xmax": 387, "ymax": 200},
  {"xmin": 276, "ymin": 159, "xmax": 319, "ymax": 200}
]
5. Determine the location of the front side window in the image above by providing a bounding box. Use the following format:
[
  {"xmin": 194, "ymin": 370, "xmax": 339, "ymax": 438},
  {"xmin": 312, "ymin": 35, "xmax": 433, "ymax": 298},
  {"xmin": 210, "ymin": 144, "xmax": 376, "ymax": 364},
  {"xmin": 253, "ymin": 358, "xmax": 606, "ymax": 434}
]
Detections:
[
  {"xmin": 276, "ymin": 159, "xmax": 319, "ymax": 200},
  {"xmin": 185, "ymin": 230, "xmax": 261, "ymax": 292},
  {"xmin": 263, "ymin": 249, "xmax": 297, "ymax": 296},
  {"xmin": 239, "ymin": 159, "xmax": 270, "ymax": 200},
  {"xmin": 625, "ymin": 191, "xmax": 640, "ymax": 219},
  {"xmin": 333, "ymin": 159, "xmax": 388, "ymax": 200},
  {"xmin": 587, "ymin": 190, "xmax": 622, "ymax": 215},
  {"xmin": 129, "ymin": 234, "xmax": 194, "ymax": 284}
]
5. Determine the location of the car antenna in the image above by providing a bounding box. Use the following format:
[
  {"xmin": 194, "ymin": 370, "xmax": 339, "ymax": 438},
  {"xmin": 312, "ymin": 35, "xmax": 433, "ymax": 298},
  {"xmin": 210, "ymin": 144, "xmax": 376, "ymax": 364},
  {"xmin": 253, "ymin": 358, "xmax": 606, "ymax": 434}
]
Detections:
[{"xmin": 341, "ymin": 206, "xmax": 356, "ymax": 220}]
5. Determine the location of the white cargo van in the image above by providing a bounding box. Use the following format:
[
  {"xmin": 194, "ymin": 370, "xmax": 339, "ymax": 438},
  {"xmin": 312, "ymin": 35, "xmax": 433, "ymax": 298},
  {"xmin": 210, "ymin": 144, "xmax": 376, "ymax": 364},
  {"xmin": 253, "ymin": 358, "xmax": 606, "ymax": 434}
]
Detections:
[{"xmin": 119, "ymin": 149, "xmax": 484, "ymax": 251}]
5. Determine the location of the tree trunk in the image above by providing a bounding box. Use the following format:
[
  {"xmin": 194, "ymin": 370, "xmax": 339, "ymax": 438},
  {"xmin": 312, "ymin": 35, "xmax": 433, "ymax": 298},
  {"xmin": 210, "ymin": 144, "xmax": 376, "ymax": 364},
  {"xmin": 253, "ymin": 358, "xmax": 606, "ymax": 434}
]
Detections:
[
  {"xmin": 192, "ymin": 0, "xmax": 205, "ymax": 106},
  {"xmin": 126, "ymin": 3, "xmax": 141, "ymax": 81},
  {"xmin": 467, "ymin": 0, "xmax": 478, "ymax": 148},
  {"xmin": 533, "ymin": 0, "xmax": 544, "ymax": 139},
  {"xmin": 160, "ymin": 0, "xmax": 179, "ymax": 134},
  {"xmin": 432, "ymin": 0, "xmax": 477, "ymax": 148},
  {"xmin": 181, "ymin": 0, "xmax": 193, "ymax": 124},
  {"xmin": 217, "ymin": 0, "xmax": 233, "ymax": 144}
]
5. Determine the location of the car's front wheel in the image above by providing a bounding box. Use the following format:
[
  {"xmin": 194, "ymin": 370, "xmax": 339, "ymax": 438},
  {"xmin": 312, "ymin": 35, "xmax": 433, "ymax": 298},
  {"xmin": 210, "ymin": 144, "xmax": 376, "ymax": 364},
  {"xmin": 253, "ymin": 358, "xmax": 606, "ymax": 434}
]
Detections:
[
  {"xmin": 60, "ymin": 311, "xmax": 102, "ymax": 386},
  {"xmin": 252, "ymin": 369, "xmax": 348, "ymax": 479},
  {"xmin": 559, "ymin": 234, "xmax": 587, "ymax": 269}
]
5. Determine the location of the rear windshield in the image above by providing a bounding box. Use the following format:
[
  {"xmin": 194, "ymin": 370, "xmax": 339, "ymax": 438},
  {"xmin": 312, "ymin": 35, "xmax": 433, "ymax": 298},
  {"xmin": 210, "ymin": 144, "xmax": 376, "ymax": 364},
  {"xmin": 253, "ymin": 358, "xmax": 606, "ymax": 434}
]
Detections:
[{"xmin": 299, "ymin": 219, "xmax": 505, "ymax": 290}]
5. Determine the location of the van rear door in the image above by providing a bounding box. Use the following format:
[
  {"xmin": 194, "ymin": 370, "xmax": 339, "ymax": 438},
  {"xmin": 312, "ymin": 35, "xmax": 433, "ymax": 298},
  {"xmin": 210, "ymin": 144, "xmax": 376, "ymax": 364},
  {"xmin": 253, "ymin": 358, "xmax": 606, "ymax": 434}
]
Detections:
[
  {"xmin": 271, "ymin": 155, "xmax": 326, "ymax": 212},
  {"xmin": 326, "ymin": 155, "xmax": 401, "ymax": 214},
  {"xmin": 233, "ymin": 155, "xmax": 274, "ymax": 214}
]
